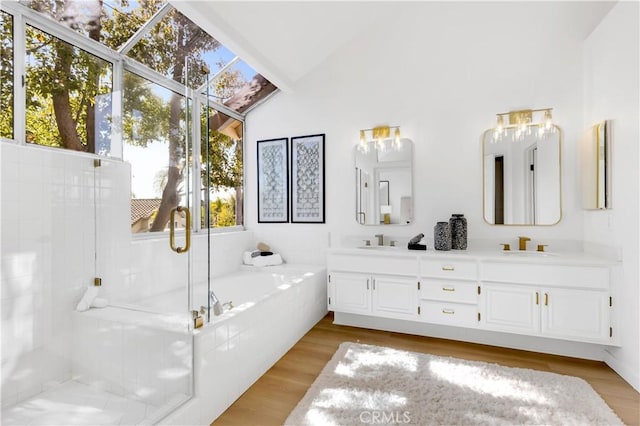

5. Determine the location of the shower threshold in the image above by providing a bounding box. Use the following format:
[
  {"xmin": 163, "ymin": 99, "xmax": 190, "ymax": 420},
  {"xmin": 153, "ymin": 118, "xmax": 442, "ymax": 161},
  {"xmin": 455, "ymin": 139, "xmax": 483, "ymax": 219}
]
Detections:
[{"xmin": 2, "ymin": 380, "xmax": 188, "ymax": 425}]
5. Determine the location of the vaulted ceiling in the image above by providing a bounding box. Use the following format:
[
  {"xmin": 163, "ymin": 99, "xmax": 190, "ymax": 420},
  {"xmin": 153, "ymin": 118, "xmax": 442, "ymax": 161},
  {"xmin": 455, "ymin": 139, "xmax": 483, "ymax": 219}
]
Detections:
[{"xmin": 172, "ymin": 1, "xmax": 616, "ymax": 94}]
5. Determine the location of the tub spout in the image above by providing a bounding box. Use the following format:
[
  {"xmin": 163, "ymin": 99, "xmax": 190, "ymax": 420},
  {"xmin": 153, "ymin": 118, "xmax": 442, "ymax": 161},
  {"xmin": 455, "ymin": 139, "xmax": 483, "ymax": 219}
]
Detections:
[{"xmin": 209, "ymin": 290, "xmax": 224, "ymax": 316}]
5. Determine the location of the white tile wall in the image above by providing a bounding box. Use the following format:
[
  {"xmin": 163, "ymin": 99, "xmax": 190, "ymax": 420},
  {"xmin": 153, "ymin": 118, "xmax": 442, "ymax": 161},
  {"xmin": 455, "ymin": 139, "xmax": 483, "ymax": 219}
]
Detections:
[{"xmin": 1, "ymin": 143, "xmax": 97, "ymax": 407}]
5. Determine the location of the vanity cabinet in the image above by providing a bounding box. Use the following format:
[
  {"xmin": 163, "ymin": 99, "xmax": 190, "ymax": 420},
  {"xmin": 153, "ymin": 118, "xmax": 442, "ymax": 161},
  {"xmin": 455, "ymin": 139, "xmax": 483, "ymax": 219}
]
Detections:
[
  {"xmin": 327, "ymin": 254, "xmax": 419, "ymax": 320},
  {"xmin": 418, "ymin": 258, "xmax": 480, "ymax": 328},
  {"xmin": 328, "ymin": 249, "xmax": 616, "ymax": 349},
  {"xmin": 481, "ymin": 262, "xmax": 612, "ymax": 344}
]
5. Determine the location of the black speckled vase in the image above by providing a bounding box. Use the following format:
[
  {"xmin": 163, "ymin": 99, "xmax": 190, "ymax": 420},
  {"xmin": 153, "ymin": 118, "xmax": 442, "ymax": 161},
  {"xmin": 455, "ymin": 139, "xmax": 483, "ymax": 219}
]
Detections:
[
  {"xmin": 449, "ymin": 214, "xmax": 467, "ymax": 250},
  {"xmin": 434, "ymin": 222, "xmax": 452, "ymax": 251}
]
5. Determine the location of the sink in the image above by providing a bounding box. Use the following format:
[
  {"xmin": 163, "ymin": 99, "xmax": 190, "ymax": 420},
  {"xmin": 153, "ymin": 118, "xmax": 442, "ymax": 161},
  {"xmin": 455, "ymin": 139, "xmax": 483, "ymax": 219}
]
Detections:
[
  {"xmin": 502, "ymin": 251, "xmax": 558, "ymax": 257},
  {"xmin": 357, "ymin": 246, "xmax": 399, "ymax": 251}
]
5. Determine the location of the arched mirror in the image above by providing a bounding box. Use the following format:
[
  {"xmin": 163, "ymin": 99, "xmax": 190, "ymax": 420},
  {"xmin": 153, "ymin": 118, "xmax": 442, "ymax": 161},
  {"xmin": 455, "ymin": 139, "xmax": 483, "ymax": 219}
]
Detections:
[
  {"xmin": 482, "ymin": 125, "xmax": 562, "ymax": 225},
  {"xmin": 355, "ymin": 139, "xmax": 413, "ymax": 225}
]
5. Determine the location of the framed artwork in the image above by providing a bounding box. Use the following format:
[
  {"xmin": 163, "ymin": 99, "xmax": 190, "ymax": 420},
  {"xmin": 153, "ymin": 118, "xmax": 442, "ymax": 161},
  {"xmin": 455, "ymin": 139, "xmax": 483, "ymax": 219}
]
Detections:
[
  {"xmin": 257, "ymin": 138, "xmax": 289, "ymax": 223},
  {"xmin": 291, "ymin": 134, "xmax": 325, "ymax": 223}
]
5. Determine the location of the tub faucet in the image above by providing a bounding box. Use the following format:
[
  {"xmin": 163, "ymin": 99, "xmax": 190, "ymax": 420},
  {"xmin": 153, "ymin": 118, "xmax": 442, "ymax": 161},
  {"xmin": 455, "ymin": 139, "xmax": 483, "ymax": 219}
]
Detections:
[
  {"xmin": 209, "ymin": 290, "xmax": 224, "ymax": 316},
  {"xmin": 518, "ymin": 236, "xmax": 531, "ymax": 251},
  {"xmin": 375, "ymin": 234, "xmax": 384, "ymax": 246}
]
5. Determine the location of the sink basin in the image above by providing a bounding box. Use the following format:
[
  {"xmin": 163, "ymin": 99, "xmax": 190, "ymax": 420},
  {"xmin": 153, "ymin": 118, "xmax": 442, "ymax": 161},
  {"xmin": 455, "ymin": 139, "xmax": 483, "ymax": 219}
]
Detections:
[
  {"xmin": 502, "ymin": 251, "xmax": 558, "ymax": 257},
  {"xmin": 357, "ymin": 246, "xmax": 399, "ymax": 251}
]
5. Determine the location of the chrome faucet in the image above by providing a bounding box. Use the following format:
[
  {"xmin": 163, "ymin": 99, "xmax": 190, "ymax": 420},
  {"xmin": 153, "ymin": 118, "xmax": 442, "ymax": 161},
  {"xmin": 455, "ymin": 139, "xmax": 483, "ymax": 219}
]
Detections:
[
  {"xmin": 209, "ymin": 290, "xmax": 224, "ymax": 316},
  {"xmin": 518, "ymin": 236, "xmax": 531, "ymax": 251},
  {"xmin": 374, "ymin": 234, "xmax": 384, "ymax": 246}
]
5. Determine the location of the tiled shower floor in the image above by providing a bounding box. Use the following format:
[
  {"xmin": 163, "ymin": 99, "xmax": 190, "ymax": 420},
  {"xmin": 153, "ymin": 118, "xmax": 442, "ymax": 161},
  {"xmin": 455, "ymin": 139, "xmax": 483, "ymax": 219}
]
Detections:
[{"xmin": 2, "ymin": 380, "xmax": 179, "ymax": 425}]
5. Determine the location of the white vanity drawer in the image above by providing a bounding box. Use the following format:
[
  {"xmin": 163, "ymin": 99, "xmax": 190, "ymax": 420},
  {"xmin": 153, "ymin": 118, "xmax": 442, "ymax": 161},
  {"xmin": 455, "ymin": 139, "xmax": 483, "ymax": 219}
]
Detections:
[
  {"xmin": 421, "ymin": 279, "xmax": 478, "ymax": 304},
  {"xmin": 420, "ymin": 258, "xmax": 477, "ymax": 280},
  {"xmin": 328, "ymin": 254, "xmax": 417, "ymax": 276},
  {"xmin": 420, "ymin": 301, "xmax": 478, "ymax": 327},
  {"xmin": 481, "ymin": 262, "xmax": 610, "ymax": 289}
]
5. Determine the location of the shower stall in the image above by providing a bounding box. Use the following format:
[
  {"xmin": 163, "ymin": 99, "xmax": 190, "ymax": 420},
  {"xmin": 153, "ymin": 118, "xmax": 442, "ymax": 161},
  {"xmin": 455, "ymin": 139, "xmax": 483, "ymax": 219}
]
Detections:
[{"xmin": 0, "ymin": 2, "xmax": 256, "ymax": 423}]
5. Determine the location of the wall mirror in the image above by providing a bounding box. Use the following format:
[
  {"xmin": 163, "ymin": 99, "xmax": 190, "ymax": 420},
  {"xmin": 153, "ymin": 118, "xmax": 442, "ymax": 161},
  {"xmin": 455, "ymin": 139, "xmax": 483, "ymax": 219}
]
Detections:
[
  {"xmin": 355, "ymin": 139, "xmax": 413, "ymax": 225},
  {"xmin": 580, "ymin": 120, "xmax": 611, "ymax": 209},
  {"xmin": 482, "ymin": 125, "xmax": 562, "ymax": 225}
]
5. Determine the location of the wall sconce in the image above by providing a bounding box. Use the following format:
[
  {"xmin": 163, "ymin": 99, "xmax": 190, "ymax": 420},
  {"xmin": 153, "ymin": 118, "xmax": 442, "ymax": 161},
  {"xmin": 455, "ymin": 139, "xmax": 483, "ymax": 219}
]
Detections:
[
  {"xmin": 492, "ymin": 108, "xmax": 556, "ymax": 142},
  {"xmin": 358, "ymin": 125, "xmax": 401, "ymax": 152}
]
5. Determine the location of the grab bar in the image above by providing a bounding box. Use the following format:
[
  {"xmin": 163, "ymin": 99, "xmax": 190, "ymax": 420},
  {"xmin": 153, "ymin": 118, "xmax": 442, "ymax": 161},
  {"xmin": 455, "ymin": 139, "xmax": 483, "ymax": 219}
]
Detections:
[{"xmin": 169, "ymin": 206, "xmax": 191, "ymax": 253}]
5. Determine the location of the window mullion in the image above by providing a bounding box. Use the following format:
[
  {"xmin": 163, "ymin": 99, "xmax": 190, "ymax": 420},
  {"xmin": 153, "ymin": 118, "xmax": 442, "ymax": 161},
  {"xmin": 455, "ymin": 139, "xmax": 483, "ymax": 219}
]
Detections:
[
  {"xmin": 111, "ymin": 59, "xmax": 124, "ymax": 159},
  {"xmin": 192, "ymin": 95, "xmax": 202, "ymax": 233},
  {"xmin": 13, "ymin": 11, "xmax": 25, "ymax": 144}
]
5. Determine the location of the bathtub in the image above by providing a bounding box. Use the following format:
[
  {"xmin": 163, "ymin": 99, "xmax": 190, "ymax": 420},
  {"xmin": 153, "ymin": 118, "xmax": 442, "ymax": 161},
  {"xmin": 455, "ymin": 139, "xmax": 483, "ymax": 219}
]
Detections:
[{"xmin": 72, "ymin": 264, "xmax": 328, "ymax": 425}]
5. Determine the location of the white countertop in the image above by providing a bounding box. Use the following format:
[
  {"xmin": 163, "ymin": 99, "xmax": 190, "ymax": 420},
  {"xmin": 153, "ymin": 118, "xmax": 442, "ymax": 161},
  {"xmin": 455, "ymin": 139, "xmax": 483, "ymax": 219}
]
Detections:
[{"xmin": 328, "ymin": 246, "xmax": 619, "ymax": 266}]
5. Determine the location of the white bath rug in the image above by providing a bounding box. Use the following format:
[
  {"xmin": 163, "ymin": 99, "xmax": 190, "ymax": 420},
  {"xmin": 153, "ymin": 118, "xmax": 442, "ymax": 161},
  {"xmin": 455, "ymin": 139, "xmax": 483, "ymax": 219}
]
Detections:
[{"xmin": 285, "ymin": 342, "xmax": 622, "ymax": 426}]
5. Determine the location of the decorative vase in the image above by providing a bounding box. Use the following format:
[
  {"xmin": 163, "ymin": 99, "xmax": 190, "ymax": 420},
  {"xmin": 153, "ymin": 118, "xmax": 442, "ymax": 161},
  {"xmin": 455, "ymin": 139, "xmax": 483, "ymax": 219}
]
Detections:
[
  {"xmin": 449, "ymin": 214, "xmax": 467, "ymax": 250},
  {"xmin": 434, "ymin": 222, "xmax": 452, "ymax": 251}
]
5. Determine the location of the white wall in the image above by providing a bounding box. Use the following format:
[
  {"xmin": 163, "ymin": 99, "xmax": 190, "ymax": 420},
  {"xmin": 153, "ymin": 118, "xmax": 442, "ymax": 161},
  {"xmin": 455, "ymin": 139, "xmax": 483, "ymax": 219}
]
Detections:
[
  {"xmin": 246, "ymin": 2, "xmax": 586, "ymax": 254},
  {"xmin": 583, "ymin": 1, "xmax": 640, "ymax": 390},
  {"xmin": 244, "ymin": 2, "xmax": 638, "ymax": 388}
]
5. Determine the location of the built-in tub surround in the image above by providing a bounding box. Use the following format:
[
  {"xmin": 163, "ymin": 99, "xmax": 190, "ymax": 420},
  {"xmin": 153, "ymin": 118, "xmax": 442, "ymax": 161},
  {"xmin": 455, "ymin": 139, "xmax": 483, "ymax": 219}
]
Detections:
[
  {"xmin": 328, "ymin": 247, "xmax": 619, "ymax": 361},
  {"xmin": 160, "ymin": 264, "xmax": 327, "ymax": 425}
]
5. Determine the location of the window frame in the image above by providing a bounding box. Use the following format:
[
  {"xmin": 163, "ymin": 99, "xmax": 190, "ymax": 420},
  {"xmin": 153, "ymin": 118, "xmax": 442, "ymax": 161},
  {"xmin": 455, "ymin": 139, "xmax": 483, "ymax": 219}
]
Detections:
[{"xmin": 1, "ymin": 1, "xmax": 251, "ymax": 236}]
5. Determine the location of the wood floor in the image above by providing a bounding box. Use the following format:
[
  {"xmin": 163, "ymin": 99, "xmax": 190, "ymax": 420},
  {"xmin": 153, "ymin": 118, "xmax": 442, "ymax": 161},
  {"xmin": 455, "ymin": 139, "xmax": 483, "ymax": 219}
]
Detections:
[{"xmin": 213, "ymin": 313, "xmax": 640, "ymax": 426}]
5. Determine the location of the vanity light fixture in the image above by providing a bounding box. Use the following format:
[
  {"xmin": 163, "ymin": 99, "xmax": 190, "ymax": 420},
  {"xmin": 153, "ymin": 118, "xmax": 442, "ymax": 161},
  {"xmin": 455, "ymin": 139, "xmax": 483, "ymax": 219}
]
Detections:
[
  {"xmin": 358, "ymin": 125, "xmax": 402, "ymax": 152},
  {"xmin": 492, "ymin": 108, "xmax": 556, "ymax": 143}
]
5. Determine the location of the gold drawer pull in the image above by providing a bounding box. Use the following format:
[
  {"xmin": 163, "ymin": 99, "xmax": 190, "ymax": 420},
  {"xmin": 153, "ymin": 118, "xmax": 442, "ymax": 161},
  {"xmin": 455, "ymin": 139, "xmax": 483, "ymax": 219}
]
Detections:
[
  {"xmin": 442, "ymin": 287, "xmax": 456, "ymax": 292},
  {"xmin": 442, "ymin": 309, "xmax": 455, "ymax": 314},
  {"xmin": 442, "ymin": 266, "xmax": 455, "ymax": 271}
]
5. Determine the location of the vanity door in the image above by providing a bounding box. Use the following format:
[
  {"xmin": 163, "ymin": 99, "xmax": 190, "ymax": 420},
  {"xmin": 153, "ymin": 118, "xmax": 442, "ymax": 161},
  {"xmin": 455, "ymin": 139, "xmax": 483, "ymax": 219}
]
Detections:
[
  {"xmin": 371, "ymin": 275, "xmax": 418, "ymax": 320},
  {"xmin": 482, "ymin": 283, "xmax": 540, "ymax": 335},
  {"xmin": 541, "ymin": 287, "xmax": 610, "ymax": 342},
  {"xmin": 328, "ymin": 272, "xmax": 371, "ymax": 315}
]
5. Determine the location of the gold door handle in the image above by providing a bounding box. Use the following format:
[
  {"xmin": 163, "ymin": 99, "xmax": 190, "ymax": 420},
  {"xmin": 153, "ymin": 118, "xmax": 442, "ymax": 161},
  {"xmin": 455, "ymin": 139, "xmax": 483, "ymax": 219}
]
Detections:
[
  {"xmin": 535, "ymin": 292, "xmax": 539, "ymax": 305},
  {"xmin": 544, "ymin": 293, "xmax": 549, "ymax": 306},
  {"xmin": 169, "ymin": 206, "xmax": 191, "ymax": 254}
]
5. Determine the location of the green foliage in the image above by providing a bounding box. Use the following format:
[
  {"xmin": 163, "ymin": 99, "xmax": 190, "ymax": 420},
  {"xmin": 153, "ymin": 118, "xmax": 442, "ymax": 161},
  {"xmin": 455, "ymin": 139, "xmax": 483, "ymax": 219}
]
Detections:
[
  {"xmin": 25, "ymin": 21, "xmax": 112, "ymax": 150},
  {"xmin": 202, "ymin": 129, "xmax": 243, "ymax": 191},
  {"xmin": 0, "ymin": 11, "xmax": 13, "ymax": 139},
  {"xmin": 206, "ymin": 196, "xmax": 236, "ymax": 227}
]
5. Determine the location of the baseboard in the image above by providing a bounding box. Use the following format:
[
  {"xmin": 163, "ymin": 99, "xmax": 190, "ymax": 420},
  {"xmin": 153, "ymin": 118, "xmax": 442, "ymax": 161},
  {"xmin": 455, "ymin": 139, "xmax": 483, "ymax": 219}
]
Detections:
[
  {"xmin": 333, "ymin": 312, "xmax": 608, "ymax": 361},
  {"xmin": 604, "ymin": 349, "xmax": 640, "ymax": 392}
]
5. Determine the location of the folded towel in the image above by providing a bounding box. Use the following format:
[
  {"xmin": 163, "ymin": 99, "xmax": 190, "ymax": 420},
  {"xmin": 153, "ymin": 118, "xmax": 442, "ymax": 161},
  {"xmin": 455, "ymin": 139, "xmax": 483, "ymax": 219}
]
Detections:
[
  {"xmin": 251, "ymin": 253, "xmax": 283, "ymax": 267},
  {"xmin": 76, "ymin": 286, "xmax": 99, "ymax": 312},
  {"xmin": 91, "ymin": 297, "xmax": 108, "ymax": 308}
]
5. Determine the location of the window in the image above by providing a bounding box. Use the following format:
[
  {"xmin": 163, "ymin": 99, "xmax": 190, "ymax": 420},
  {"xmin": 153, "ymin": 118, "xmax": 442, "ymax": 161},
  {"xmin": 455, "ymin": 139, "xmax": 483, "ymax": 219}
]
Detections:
[
  {"xmin": 3, "ymin": 1, "xmax": 275, "ymax": 232},
  {"xmin": 123, "ymin": 70, "xmax": 188, "ymax": 233},
  {"xmin": 201, "ymin": 107, "xmax": 243, "ymax": 228},
  {"xmin": 0, "ymin": 11, "xmax": 13, "ymax": 139},
  {"xmin": 25, "ymin": 25, "xmax": 113, "ymax": 154}
]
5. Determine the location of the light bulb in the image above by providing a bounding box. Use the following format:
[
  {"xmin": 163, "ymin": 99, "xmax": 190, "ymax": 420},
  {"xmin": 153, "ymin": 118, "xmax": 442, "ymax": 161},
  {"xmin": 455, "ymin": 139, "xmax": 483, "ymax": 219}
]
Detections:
[
  {"xmin": 393, "ymin": 128, "xmax": 401, "ymax": 149},
  {"xmin": 496, "ymin": 115, "xmax": 505, "ymax": 133}
]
